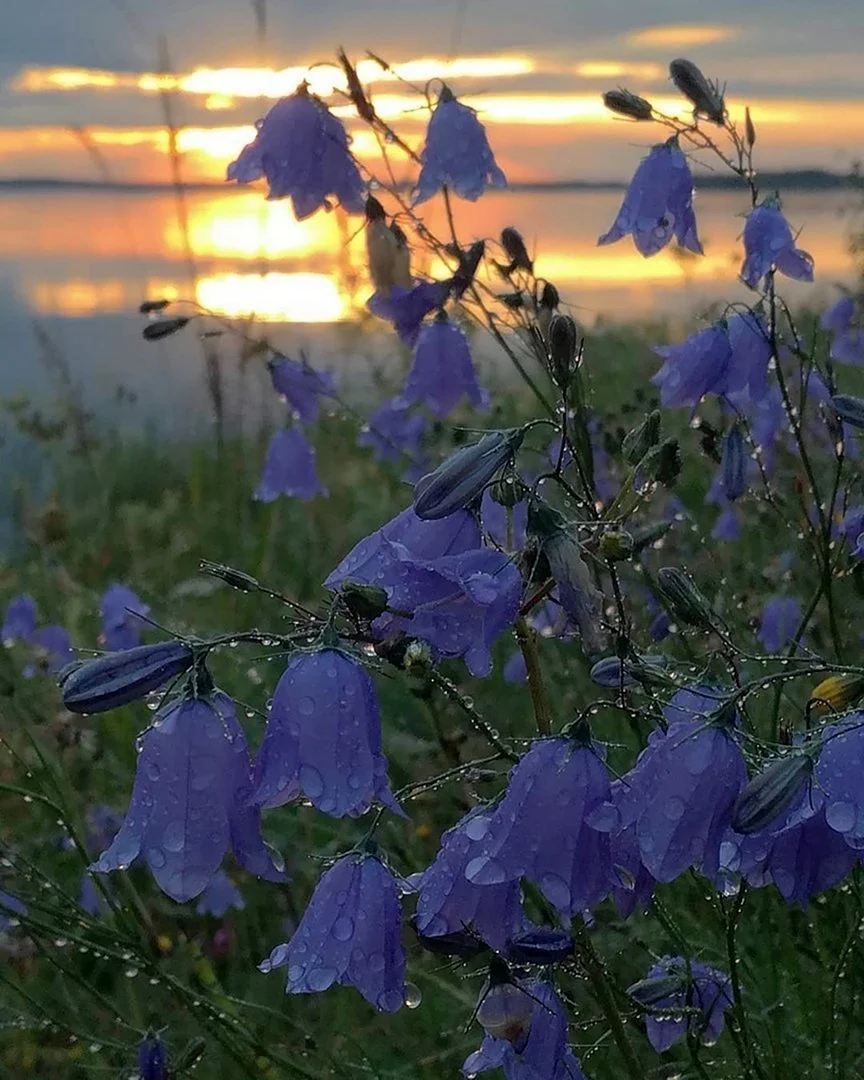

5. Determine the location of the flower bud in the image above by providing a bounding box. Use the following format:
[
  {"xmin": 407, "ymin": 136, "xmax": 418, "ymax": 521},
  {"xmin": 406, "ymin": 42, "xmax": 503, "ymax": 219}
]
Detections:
[
  {"xmin": 404, "ymin": 640, "xmax": 434, "ymax": 678},
  {"xmin": 599, "ymin": 530, "xmax": 634, "ymax": 560},
  {"xmin": 138, "ymin": 1034, "xmax": 168, "ymax": 1080},
  {"xmin": 731, "ymin": 753, "xmax": 814, "ymax": 834},
  {"xmin": 622, "ymin": 410, "xmax": 661, "ymax": 466},
  {"xmin": 548, "ymin": 314, "xmax": 579, "ymax": 389},
  {"xmin": 831, "ymin": 394, "xmax": 864, "ymax": 430},
  {"xmin": 410, "ymin": 916, "xmax": 487, "ymax": 958},
  {"xmin": 413, "ymin": 429, "xmax": 525, "ymax": 520},
  {"xmin": 809, "ymin": 674, "xmax": 864, "ymax": 713},
  {"xmin": 366, "ymin": 198, "xmax": 412, "ymax": 291},
  {"xmin": 451, "ymin": 239, "xmax": 485, "ymax": 300},
  {"xmin": 603, "ymin": 88, "xmax": 654, "ymax": 121},
  {"xmin": 637, "ymin": 437, "xmax": 681, "ymax": 487},
  {"xmin": 745, "ymin": 106, "xmax": 756, "ymax": 148},
  {"xmin": 590, "ymin": 654, "xmax": 667, "ymax": 689},
  {"xmin": 143, "ymin": 317, "xmax": 189, "ymax": 341},
  {"xmin": 500, "ymin": 227, "xmax": 533, "ymax": 273},
  {"xmin": 630, "ymin": 519, "xmax": 674, "ymax": 554},
  {"xmin": 498, "ymin": 291, "xmax": 526, "ymax": 310},
  {"xmin": 656, "ymin": 567, "xmax": 716, "ymax": 631},
  {"xmin": 339, "ymin": 581, "xmax": 390, "ymax": 621},
  {"xmin": 489, "ymin": 474, "xmax": 523, "ymax": 509},
  {"xmin": 199, "ymin": 560, "xmax": 259, "ymax": 592},
  {"xmin": 139, "ymin": 299, "xmax": 171, "ymax": 314},
  {"xmin": 505, "ymin": 928, "xmax": 574, "ymax": 965},
  {"xmin": 628, "ymin": 973, "xmax": 686, "ymax": 1007},
  {"xmin": 59, "ymin": 640, "xmax": 194, "ymax": 714},
  {"xmin": 669, "ymin": 58, "xmax": 726, "ymax": 125},
  {"xmin": 535, "ymin": 281, "xmax": 560, "ymax": 341},
  {"xmin": 721, "ymin": 424, "xmax": 747, "ymax": 501}
]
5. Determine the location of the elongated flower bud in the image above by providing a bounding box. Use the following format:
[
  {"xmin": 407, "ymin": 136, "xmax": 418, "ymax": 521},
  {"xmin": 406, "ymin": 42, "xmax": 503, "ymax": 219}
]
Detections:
[
  {"xmin": 628, "ymin": 973, "xmax": 686, "ymax": 1007},
  {"xmin": 410, "ymin": 915, "xmax": 488, "ymax": 958},
  {"xmin": 809, "ymin": 674, "xmax": 864, "ymax": 712},
  {"xmin": 413, "ymin": 429, "xmax": 524, "ymax": 520},
  {"xmin": 590, "ymin": 654, "xmax": 668, "ymax": 689},
  {"xmin": 656, "ymin": 567, "xmax": 716, "ymax": 631},
  {"xmin": 669, "ymin": 58, "xmax": 726, "ymax": 125},
  {"xmin": 603, "ymin": 88, "xmax": 654, "ymax": 121},
  {"xmin": 745, "ymin": 106, "xmax": 756, "ymax": 148},
  {"xmin": 638, "ymin": 437, "xmax": 682, "ymax": 487},
  {"xmin": 622, "ymin": 410, "xmax": 661, "ymax": 465},
  {"xmin": 143, "ymin": 317, "xmax": 189, "ymax": 341},
  {"xmin": 339, "ymin": 581, "xmax": 389, "ymax": 621},
  {"xmin": 535, "ymin": 281, "xmax": 560, "ymax": 341},
  {"xmin": 139, "ymin": 299, "xmax": 171, "ymax": 314},
  {"xmin": 731, "ymin": 753, "xmax": 813, "ymax": 834},
  {"xmin": 59, "ymin": 641, "xmax": 194, "ymax": 714},
  {"xmin": 831, "ymin": 394, "xmax": 864, "ymax": 429},
  {"xmin": 366, "ymin": 198, "xmax": 411, "ymax": 290},
  {"xmin": 500, "ymin": 227, "xmax": 533, "ymax": 273},
  {"xmin": 548, "ymin": 314, "xmax": 579, "ymax": 389},
  {"xmin": 631, "ymin": 519, "xmax": 674, "ymax": 554},
  {"xmin": 505, "ymin": 928, "xmax": 574, "ymax": 965},
  {"xmin": 200, "ymin": 560, "xmax": 259, "ymax": 592},
  {"xmin": 451, "ymin": 239, "xmax": 485, "ymax": 300},
  {"xmin": 721, "ymin": 425, "xmax": 746, "ymax": 501}
]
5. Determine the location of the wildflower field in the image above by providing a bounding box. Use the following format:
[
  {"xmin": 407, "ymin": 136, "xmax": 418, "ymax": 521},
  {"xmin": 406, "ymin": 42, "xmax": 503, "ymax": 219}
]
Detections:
[{"xmin": 3, "ymin": 47, "xmax": 864, "ymax": 1080}]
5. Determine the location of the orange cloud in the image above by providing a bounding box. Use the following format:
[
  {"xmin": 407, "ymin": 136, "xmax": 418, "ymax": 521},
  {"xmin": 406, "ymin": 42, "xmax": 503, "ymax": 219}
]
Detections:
[{"xmin": 624, "ymin": 25, "xmax": 740, "ymax": 48}]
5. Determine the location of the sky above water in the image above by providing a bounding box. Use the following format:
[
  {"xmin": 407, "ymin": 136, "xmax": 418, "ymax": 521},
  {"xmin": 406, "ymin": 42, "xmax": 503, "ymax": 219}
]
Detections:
[{"xmin": 1, "ymin": 0, "xmax": 864, "ymax": 184}]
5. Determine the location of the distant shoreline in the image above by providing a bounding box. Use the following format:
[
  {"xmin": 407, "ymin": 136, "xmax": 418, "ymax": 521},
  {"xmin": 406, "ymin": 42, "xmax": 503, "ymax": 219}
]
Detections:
[{"xmin": 0, "ymin": 169, "xmax": 855, "ymax": 195}]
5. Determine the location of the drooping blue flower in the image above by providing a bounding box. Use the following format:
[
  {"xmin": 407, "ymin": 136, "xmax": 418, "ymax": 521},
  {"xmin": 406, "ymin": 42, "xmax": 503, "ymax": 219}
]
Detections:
[
  {"xmin": 324, "ymin": 507, "xmax": 522, "ymax": 677},
  {"xmin": 720, "ymin": 426, "xmax": 746, "ymax": 501},
  {"xmin": 227, "ymin": 85, "xmax": 365, "ymax": 218},
  {"xmin": 252, "ymin": 648, "xmax": 401, "ymax": 817},
  {"xmin": 196, "ymin": 869, "xmax": 245, "ymax": 917},
  {"xmin": 747, "ymin": 384, "xmax": 787, "ymax": 474},
  {"xmin": 255, "ymin": 427, "xmax": 325, "ymax": 502},
  {"xmin": 260, "ymin": 852, "xmax": 406, "ymax": 1012},
  {"xmin": 605, "ymin": 687, "xmax": 747, "ymax": 882},
  {"xmin": 400, "ymin": 313, "xmax": 489, "ymax": 417},
  {"xmin": 0, "ymin": 889, "xmax": 26, "ymax": 932},
  {"xmin": 741, "ymin": 198, "xmax": 814, "ymax": 291},
  {"xmin": 137, "ymin": 1034, "xmax": 168, "ymax": 1080},
  {"xmin": 367, "ymin": 280, "xmax": 451, "ymax": 349},
  {"xmin": 815, "ymin": 715, "xmax": 864, "ymax": 846},
  {"xmin": 412, "ymin": 86, "xmax": 506, "ymax": 206},
  {"xmin": 608, "ymin": 794, "xmax": 656, "ymax": 918},
  {"xmin": 840, "ymin": 505, "xmax": 864, "ymax": 560},
  {"xmin": 820, "ymin": 296, "xmax": 864, "ymax": 365},
  {"xmin": 598, "ymin": 137, "xmax": 702, "ymax": 257},
  {"xmin": 725, "ymin": 310, "xmax": 773, "ymax": 405},
  {"xmin": 357, "ymin": 397, "xmax": 427, "ymax": 479},
  {"xmin": 629, "ymin": 957, "xmax": 733, "ymax": 1052},
  {"xmin": 464, "ymin": 734, "xmax": 612, "ymax": 919},
  {"xmin": 93, "ymin": 692, "xmax": 285, "ymax": 902},
  {"xmin": 23, "ymin": 625, "xmax": 75, "ymax": 677},
  {"xmin": 1, "ymin": 594, "xmax": 37, "ymax": 644},
  {"xmin": 757, "ymin": 596, "xmax": 802, "ymax": 653},
  {"xmin": 100, "ymin": 585, "xmax": 150, "ymax": 652},
  {"xmin": 652, "ymin": 324, "xmax": 733, "ymax": 408},
  {"xmin": 413, "ymin": 806, "xmax": 527, "ymax": 952},
  {"xmin": 268, "ymin": 355, "xmax": 336, "ymax": 424},
  {"xmin": 464, "ymin": 978, "xmax": 587, "ymax": 1080}
]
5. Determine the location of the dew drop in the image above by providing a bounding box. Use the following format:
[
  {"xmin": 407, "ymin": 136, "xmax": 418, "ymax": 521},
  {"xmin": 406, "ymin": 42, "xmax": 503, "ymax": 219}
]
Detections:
[{"xmin": 404, "ymin": 982, "xmax": 422, "ymax": 1009}]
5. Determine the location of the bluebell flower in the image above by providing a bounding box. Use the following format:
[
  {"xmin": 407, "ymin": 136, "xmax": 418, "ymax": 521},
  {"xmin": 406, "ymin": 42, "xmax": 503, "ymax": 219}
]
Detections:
[
  {"xmin": 196, "ymin": 869, "xmax": 245, "ymax": 917},
  {"xmin": 747, "ymin": 384, "xmax": 787, "ymax": 473},
  {"xmin": 137, "ymin": 1034, "xmax": 168, "ymax": 1080},
  {"xmin": 252, "ymin": 648, "xmax": 401, "ymax": 817},
  {"xmin": 227, "ymin": 85, "xmax": 365, "ymax": 219},
  {"xmin": 652, "ymin": 324, "xmax": 732, "ymax": 408},
  {"xmin": 804, "ymin": 370, "xmax": 862, "ymax": 461},
  {"xmin": 725, "ymin": 310, "xmax": 772, "ymax": 405},
  {"xmin": 814, "ymin": 715, "xmax": 864, "ymax": 846},
  {"xmin": 606, "ymin": 687, "xmax": 747, "ymax": 882},
  {"xmin": 464, "ymin": 978, "xmax": 587, "ymax": 1079},
  {"xmin": 412, "ymin": 86, "xmax": 506, "ymax": 206},
  {"xmin": 324, "ymin": 507, "xmax": 522, "ymax": 677},
  {"xmin": 268, "ymin": 355, "xmax": 335, "ymax": 424},
  {"xmin": 100, "ymin": 585, "xmax": 150, "ymax": 652},
  {"xmin": 93, "ymin": 692, "xmax": 285, "ymax": 902},
  {"xmin": 841, "ymin": 505, "xmax": 864, "ymax": 560},
  {"xmin": 608, "ymin": 792, "xmax": 656, "ymax": 918},
  {"xmin": 821, "ymin": 296, "xmax": 864, "ymax": 365},
  {"xmin": 357, "ymin": 398, "xmax": 427, "ymax": 479},
  {"xmin": 0, "ymin": 890, "xmax": 26, "ymax": 932},
  {"xmin": 629, "ymin": 957, "xmax": 733, "ymax": 1052},
  {"xmin": 757, "ymin": 596, "xmax": 802, "ymax": 653},
  {"xmin": 598, "ymin": 137, "xmax": 702, "ymax": 257},
  {"xmin": 413, "ymin": 806, "xmax": 527, "ymax": 952},
  {"xmin": 1, "ymin": 594, "xmax": 37, "ymax": 644},
  {"xmin": 367, "ymin": 280, "xmax": 452, "ymax": 349},
  {"xmin": 23, "ymin": 625, "xmax": 74, "ymax": 677},
  {"xmin": 260, "ymin": 852, "xmax": 406, "ymax": 1011},
  {"xmin": 255, "ymin": 427, "xmax": 325, "ymax": 502},
  {"xmin": 464, "ymin": 735, "xmax": 612, "ymax": 919},
  {"xmin": 741, "ymin": 198, "xmax": 814, "ymax": 291},
  {"xmin": 400, "ymin": 313, "xmax": 489, "ymax": 417}
]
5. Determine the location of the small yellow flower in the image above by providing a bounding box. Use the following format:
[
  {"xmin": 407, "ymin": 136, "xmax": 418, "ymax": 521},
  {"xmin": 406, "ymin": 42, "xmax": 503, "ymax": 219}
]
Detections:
[
  {"xmin": 414, "ymin": 823, "xmax": 433, "ymax": 841},
  {"xmin": 156, "ymin": 934, "xmax": 173, "ymax": 954},
  {"xmin": 808, "ymin": 674, "xmax": 864, "ymax": 712}
]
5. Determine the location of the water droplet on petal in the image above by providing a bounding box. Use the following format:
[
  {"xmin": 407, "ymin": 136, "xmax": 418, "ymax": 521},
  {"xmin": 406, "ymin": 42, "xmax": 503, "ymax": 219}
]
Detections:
[{"xmin": 332, "ymin": 916, "xmax": 354, "ymax": 942}]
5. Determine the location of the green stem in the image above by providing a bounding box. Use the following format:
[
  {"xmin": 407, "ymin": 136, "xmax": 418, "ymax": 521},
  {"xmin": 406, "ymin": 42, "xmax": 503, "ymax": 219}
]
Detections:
[{"xmin": 514, "ymin": 617, "xmax": 552, "ymax": 735}]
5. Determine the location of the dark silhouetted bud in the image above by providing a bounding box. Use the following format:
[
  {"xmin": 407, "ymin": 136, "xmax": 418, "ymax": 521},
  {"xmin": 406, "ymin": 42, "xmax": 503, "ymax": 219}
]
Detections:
[
  {"xmin": 548, "ymin": 314, "xmax": 579, "ymax": 389},
  {"xmin": 410, "ymin": 915, "xmax": 488, "ymax": 958},
  {"xmin": 536, "ymin": 281, "xmax": 560, "ymax": 340},
  {"xmin": 339, "ymin": 581, "xmax": 389, "ymax": 620},
  {"xmin": 603, "ymin": 88, "xmax": 654, "ymax": 121},
  {"xmin": 831, "ymin": 393, "xmax": 864, "ymax": 430},
  {"xmin": 656, "ymin": 567, "xmax": 716, "ymax": 631},
  {"xmin": 59, "ymin": 641, "xmax": 194, "ymax": 714},
  {"xmin": 599, "ymin": 530, "xmax": 634, "ymax": 560},
  {"xmin": 498, "ymin": 291, "xmax": 526, "ymax": 310},
  {"xmin": 414, "ymin": 429, "xmax": 525, "ymax": 519},
  {"xmin": 622, "ymin": 410, "xmax": 661, "ymax": 465},
  {"xmin": 505, "ymin": 928, "xmax": 574, "ymax": 965},
  {"xmin": 337, "ymin": 47, "xmax": 377, "ymax": 124},
  {"xmin": 200, "ymin": 560, "xmax": 259, "ymax": 592},
  {"xmin": 366, "ymin": 198, "xmax": 412, "ymax": 290},
  {"xmin": 732, "ymin": 753, "xmax": 814, "ymax": 834},
  {"xmin": 721, "ymin": 425, "xmax": 747, "ymax": 500},
  {"xmin": 143, "ymin": 317, "xmax": 189, "ymax": 341},
  {"xmin": 139, "ymin": 298, "xmax": 171, "ymax": 314},
  {"xmin": 669, "ymin": 58, "xmax": 726, "ymax": 125},
  {"xmin": 500, "ymin": 226, "xmax": 533, "ymax": 273},
  {"xmin": 590, "ymin": 653, "xmax": 669, "ymax": 689},
  {"xmin": 745, "ymin": 106, "xmax": 756, "ymax": 148},
  {"xmin": 628, "ymin": 973, "xmax": 686, "ymax": 1007},
  {"xmin": 451, "ymin": 239, "xmax": 486, "ymax": 300},
  {"xmin": 631, "ymin": 519, "xmax": 674, "ymax": 554}
]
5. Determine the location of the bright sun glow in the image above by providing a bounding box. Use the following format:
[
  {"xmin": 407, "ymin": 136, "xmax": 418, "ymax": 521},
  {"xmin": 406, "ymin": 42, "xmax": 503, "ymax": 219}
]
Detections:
[
  {"xmin": 624, "ymin": 25, "xmax": 739, "ymax": 48},
  {"xmin": 196, "ymin": 272, "xmax": 348, "ymax": 322}
]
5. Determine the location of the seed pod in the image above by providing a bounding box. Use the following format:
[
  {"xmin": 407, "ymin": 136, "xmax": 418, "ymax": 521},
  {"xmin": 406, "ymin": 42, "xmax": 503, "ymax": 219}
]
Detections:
[
  {"xmin": 622, "ymin": 410, "xmax": 661, "ymax": 466},
  {"xmin": 638, "ymin": 437, "xmax": 681, "ymax": 487},
  {"xmin": 410, "ymin": 916, "xmax": 488, "ymax": 958},
  {"xmin": 142, "ymin": 317, "xmax": 189, "ymax": 341},
  {"xmin": 535, "ymin": 281, "xmax": 560, "ymax": 341},
  {"xmin": 721, "ymin": 424, "xmax": 747, "ymax": 500},
  {"xmin": 506, "ymin": 928, "xmax": 574, "ymax": 965},
  {"xmin": 731, "ymin": 753, "xmax": 814, "ymax": 834},
  {"xmin": 603, "ymin": 88, "xmax": 654, "ymax": 121},
  {"xmin": 451, "ymin": 239, "xmax": 485, "ymax": 300},
  {"xmin": 500, "ymin": 227, "xmax": 533, "ymax": 273},
  {"xmin": 831, "ymin": 394, "xmax": 864, "ymax": 430},
  {"xmin": 669, "ymin": 58, "xmax": 726, "ymax": 125},
  {"xmin": 366, "ymin": 197, "xmax": 411, "ymax": 290},
  {"xmin": 199, "ymin": 560, "xmax": 259, "ymax": 592},
  {"xmin": 59, "ymin": 640, "xmax": 194, "ymax": 714},
  {"xmin": 413, "ymin": 429, "xmax": 525, "ymax": 520},
  {"xmin": 809, "ymin": 673, "xmax": 864, "ymax": 712},
  {"xmin": 745, "ymin": 106, "xmax": 756, "ymax": 148},
  {"xmin": 628, "ymin": 973, "xmax": 686, "ymax": 1007},
  {"xmin": 630, "ymin": 519, "xmax": 674, "ymax": 554},
  {"xmin": 548, "ymin": 314, "xmax": 579, "ymax": 389},
  {"xmin": 656, "ymin": 567, "xmax": 716, "ymax": 631},
  {"xmin": 599, "ymin": 530, "xmax": 634, "ymax": 561},
  {"xmin": 339, "ymin": 581, "xmax": 390, "ymax": 621},
  {"xmin": 590, "ymin": 654, "xmax": 667, "ymax": 689}
]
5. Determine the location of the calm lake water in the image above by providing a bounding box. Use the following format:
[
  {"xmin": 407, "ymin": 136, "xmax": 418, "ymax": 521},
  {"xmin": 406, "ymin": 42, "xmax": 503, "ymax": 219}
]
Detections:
[{"xmin": 0, "ymin": 184, "xmax": 858, "ymax": 429}]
